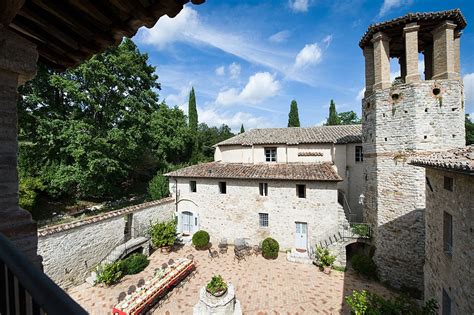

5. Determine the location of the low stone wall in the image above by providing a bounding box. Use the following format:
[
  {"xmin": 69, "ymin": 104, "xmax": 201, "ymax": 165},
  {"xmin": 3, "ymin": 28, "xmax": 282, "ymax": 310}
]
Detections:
[{"xmin": 38, "ymin": 197, "xmax": 174, "ymax": 289}]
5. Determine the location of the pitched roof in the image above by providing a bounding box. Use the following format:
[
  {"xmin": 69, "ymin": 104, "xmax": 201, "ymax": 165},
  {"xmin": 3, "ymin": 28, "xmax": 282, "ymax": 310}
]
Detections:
[
  {"xmin": 409, "ymin": 146, "xmax": 474, "ymax": 175},
  {"xmin": 359, "ymin": 9, "xmax": 467, "ymax": 49},
  {"xmin": 165, "ymin": 162, "xmax": 342, "ymax": 181},
  {"xmin": 215, "ymin": 125, "xmax": 362, "ymax": 146}
]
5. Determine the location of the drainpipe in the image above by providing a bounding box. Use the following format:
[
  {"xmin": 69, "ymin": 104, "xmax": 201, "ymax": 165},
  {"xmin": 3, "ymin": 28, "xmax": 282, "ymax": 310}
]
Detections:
[
  {"xmin": 331, "ymin": 143, "xmax": 335, "ymax": 163},
  {"xmin": 285, "ymin": 146, "xmax": 288, "ymax": 163},
  {"xmin": 174, "ymin": 178, "xmax": 179, "ymax": 214}
]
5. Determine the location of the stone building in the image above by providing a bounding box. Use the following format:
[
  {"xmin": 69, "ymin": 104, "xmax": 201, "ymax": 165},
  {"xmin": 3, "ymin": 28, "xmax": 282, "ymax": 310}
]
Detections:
[
  {"xmin": 359, "ymin": 9, "xmax": 467, "ymax": 296},
  {"xmin": 410, "ymin": 147, "xmax": 473, "ymax": 315},
  {"xmin": 166, "ymin": 125, "xmax": 364, "ymax": 252}
]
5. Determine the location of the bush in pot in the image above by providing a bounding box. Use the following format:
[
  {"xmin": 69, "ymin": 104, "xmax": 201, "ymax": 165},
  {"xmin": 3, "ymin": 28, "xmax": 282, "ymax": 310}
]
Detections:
[
  {"xmin": 262, "ymin": 237, "xmax": 279, "ymax": 259},
  {"xmin": 149, "ymin": 220, "xmax": 177, "ymax": 249},
  {"xmin": 206, "ymin": 275, "xmax": 227, "ymax": 297},
  {"xmin": 192, "ymin": 230, "xmax": 210, "ymax": 249},
  {"xmin": 314, "ymin": 246, "xmax": 336, "ymax": 274}
]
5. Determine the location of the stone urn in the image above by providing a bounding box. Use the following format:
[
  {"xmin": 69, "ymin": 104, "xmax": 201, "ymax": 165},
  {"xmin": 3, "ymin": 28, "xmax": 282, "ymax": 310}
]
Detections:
[{"xmin": 193, "ymin": 283, "xmax": 242, "ymax": 315}]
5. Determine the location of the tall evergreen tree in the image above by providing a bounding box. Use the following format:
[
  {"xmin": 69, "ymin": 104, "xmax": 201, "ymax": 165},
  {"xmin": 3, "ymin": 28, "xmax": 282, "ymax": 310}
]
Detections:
[
  {"xmin": 188, "ymin": 87, "xmax": 198, "ymax": 132},
  {"xmin": 287, "ymin": 100, "xmax": 301, "ymax": 127},
  {"xmin": 240, "ymin": 124, "xmax": 245, "ymax": 133},
  {"xmin": 326, "ymin": 99, "xmax": 341, "ymax": 125},
  {"xmin": 466, "ymin": 114, "xmax": 474, "ymax": 145}
]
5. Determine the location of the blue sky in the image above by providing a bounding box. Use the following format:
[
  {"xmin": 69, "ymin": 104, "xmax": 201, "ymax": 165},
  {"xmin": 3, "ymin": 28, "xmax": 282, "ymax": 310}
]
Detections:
[{"xmin": 133, "ymin": 0, "xmax": 474, "ymax": 132}]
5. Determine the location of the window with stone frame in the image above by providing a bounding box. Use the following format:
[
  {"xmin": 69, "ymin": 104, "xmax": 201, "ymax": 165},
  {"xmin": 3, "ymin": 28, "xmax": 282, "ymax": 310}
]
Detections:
[
  {"xmin": 443, "ymin": 211, "xmax": 453, "ymax": 256},
  {"xmin": 259, "ymin": 183, "xmax": 268, "ymax": 196},
  {"xmin": 265, "ymin": 147, "xmax": 277, "ymax": 162},
  {"xmin": 190, "ymin": 180, "xmax": 197, "ymax": 192},
  {"xmin": 443, "ymin": 176, "xmax": 453, "ymax": 191},
  {"xmin": 296, "ymin": 184, "xmax": 306, "ymax": 198},
  {"xmin": 219, "ymin": 181, "xmax": 227, "ymax": 194},
  {"xmin": 259, "ymin": 213, "xmax": 269, "ymax": 227},
  {"xmin": 442, "ymin": 289, "xmax": 452, "ymax": 315},
  {"xmin": 355, "ymin": 145, "xmax": 364, "ymax": 162}
]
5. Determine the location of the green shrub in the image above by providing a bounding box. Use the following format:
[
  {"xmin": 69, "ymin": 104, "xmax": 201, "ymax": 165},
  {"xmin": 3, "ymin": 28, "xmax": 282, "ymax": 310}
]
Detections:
[
  {"xmin": 95, "ymin": 261, "xmax": 123, "ymax": 286},
  {"xmin": 120, "ymin": 253, "xmax": 149, "ymax": 275},
  {"xmin": 192, "ymin": 230, "xmax": 210, "ymax": 249},
  {"xmin": 262, "ymin": 237, "xmax": 279, "ymax": 259},
  {"xmin": 351, "ymin": 254, "xmax": 377, "ymax": 278},
  {"xmin": 315, "ymin": 246, "xmax": 336, "ymax": 267},
  {"xmin": 150, "ymin": 220, "xmax": 177, "ymax": 248},
  {"xmin": 351, "ymin": 224, "xmax": 370, "ymax": 237},
  {"xmin": 206, "ymin": 275, "xmax": 227, "ymax": 295},
  {"xmin": 345, "ymin": 290, "xmax": 439, "ymax": 315},
  {"xmin": 148, "ymin": 172, "xmax": 169, "ymax": 200},
  {"xmin": 19, "ymin": 175, "xmax": 44, "ymax": 211}
]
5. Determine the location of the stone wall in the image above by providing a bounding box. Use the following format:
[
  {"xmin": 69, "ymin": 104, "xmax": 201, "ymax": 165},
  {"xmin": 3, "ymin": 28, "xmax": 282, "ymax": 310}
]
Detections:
[
  {"xmin": 362, "ymin": 79, "xmax": 465, "ymax": 295},
  {"xmin": 172, "ymin": 178, "xmax": 343, "ymax": 250},
  {"xmin": 38, "ymin": 198, "xmax": 174, "ymax": 289},
  {"xmin": 423, "ymin": 168, "xmax": 473, "ymax": 314}
]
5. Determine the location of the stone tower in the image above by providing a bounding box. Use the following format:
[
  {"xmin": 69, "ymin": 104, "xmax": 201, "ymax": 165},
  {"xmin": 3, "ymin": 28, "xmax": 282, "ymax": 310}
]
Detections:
[{"xmin": 359, "ymin": 10, "xmax": 466, "ymax": 295}]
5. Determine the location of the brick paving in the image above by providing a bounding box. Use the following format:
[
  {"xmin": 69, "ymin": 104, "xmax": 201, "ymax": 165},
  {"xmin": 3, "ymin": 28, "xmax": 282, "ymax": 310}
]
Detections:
[{"xmin": 68, "ymin": 245, "xmax": 395, "ymax": 314}]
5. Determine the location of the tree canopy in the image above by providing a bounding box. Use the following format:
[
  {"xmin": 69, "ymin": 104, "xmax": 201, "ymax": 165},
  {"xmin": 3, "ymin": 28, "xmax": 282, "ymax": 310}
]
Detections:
[
  {"xmin": 338, "ymin": 111, "xmax": 361, "ymax": 125},
  {"xmin": 466, "ymin": 114, "xmax": 474, "ymax": 145},
  {"xmin": 288, "ymin": 100, "xmax": 301, "ymax": 127}
]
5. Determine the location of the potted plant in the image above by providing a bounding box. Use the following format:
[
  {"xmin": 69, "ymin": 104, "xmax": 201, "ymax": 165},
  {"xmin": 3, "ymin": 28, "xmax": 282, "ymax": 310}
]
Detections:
[
  {"xmin": 314, "ymin": 246, "xmax": 336, "ymax": 274},
  {"xmin": 149, "ymin": 220, "xmax": 177, "ymax": 253},
  {"xmin": 206, "ymin": 275, "xmax": 228, "ymax": 297}
]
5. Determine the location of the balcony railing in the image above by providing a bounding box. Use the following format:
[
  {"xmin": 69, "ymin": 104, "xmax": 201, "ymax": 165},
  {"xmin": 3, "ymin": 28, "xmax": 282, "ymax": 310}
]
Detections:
[
  {"xmin": 342, "ymin": 222, "xmax": 372, "ymax": 239},
  {"xmin": 0, "ymin": 233, "xmax": 87, "ymax": 315}
]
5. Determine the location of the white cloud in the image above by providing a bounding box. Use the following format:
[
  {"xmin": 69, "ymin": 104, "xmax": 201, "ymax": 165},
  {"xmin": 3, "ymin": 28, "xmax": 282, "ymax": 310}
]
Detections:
[
  {"xmin": 289, "ymin": 0, "xmax": 309, "ymax": 12},
  {"xmin": 199, "ymin": 107, "xmax": 272, "ymax": 131},
  {"xmin": 379, "ymin": 0, "xmax": 413, "ymax": 17},
  {"xmin": 228, "ymin": 62, "xmax": 241, "ymax": 79},
  {"xmin": 269, "ymin": 30, "xmax": 291, "ymax": 43},
  {"xmin": 323, "ymin": 35, "xmax": 333, "ymax": 48},
  {"xmin": 164, "ymin": 85, "xmax": 192, "ymax": 109},
  {"xmin": 356, "ymin": 88, "xmax": 365, "ymax": 101},
  {"xmin": 294, "ymin": 43, "xmax": 322, "ymax": 68},
  {"xmin": 464, "ymin": 73, "xmax": 474, "ymax": 110},
  {"xmin": 216, "ymin": 72, "xmax": 280, "ymax": 106},
  {"xmin": 215, "ymin": 66, "xmax": 225, "ymax": 76}
]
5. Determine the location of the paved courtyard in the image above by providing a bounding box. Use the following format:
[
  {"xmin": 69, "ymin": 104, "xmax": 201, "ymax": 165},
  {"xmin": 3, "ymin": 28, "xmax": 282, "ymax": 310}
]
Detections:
[{"xmin": 68, "ymin": 245, "xmax": 395, "ymax": 314}]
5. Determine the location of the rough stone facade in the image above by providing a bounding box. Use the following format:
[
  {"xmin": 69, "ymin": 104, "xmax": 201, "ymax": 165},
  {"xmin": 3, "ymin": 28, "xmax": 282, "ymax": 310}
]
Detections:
[
  {"xmin": 362, "ymin": 79, "xmax": 465, "ymax": 294},
  {"xmin": 423, "ymin": 168, "xmax": 473, "ymax": 314},
  {"xmin": 38, "ymin": 198, "xmax": 174, "ymax": 289},
  {"xmin": 171, "ymin": 178, "xmax": 344, "ymax": 251}
]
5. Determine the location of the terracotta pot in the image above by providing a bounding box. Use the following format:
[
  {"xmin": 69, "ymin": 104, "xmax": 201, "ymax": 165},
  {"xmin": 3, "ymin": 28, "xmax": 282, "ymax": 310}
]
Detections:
[
  {"xmin": 323, "ymin": 266, "xmax": 332, "ymax": 275},
  {"xmin": 160, "ymin": 246, "xmax": 172, "ymax": 254}
]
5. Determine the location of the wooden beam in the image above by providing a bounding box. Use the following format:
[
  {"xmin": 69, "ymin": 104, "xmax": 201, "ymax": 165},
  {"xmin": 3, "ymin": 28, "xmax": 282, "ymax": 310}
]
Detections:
[{"xmin": 1, "ymin": 0, "xmax": 24, "ymax": 25}]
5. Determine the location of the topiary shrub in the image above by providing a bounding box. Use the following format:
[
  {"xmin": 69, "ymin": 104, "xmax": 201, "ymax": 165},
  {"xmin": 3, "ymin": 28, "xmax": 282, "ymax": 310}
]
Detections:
[
  {"xmin": 149, "ymin": 220, "xmax": 177, "ymax": 248},
  {"xmin": 351, "ymin": 254, "xmax": 377, "ymax": 278},
  {"xmin": 192, "ymin": 230, "xmax": 210, "ymax": 249},
  {"xmin": 95, "ymin": 261, "xmax": 123, "ymax": 286},
  {"xmin": 120, "ymin": 253, "xmax": 149, "ymax": 275},
  {"xmin": 262, "ymin": 237, "xmax": 279, "ymax": 259}
]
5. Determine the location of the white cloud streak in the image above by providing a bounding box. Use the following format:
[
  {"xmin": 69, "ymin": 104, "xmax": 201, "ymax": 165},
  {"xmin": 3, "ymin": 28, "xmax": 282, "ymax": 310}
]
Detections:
[
  {"xmin": 228, "ymin": 62, "xmax": 241, "ymax": 79},
  {"xmin": 378, "ymin": 0, "xmax": 413, "ymax": 17},
  {"xmin": 289, "ymin": 0, "xmax": 309, "ymax": 12},
  {"xmin": 294, "ymin": 43, "xmax": 322, "ymax": 68},
  {"xmin": 269, "ymin": 30, "xmax": 291, "ymax": 43},
  {"xmin": 464, "ymin": 73, "xmax": 474, "ymax": 111},
  {"xmin": 215, "ymin": 66, "xmax": 225, "ymax": 76}
]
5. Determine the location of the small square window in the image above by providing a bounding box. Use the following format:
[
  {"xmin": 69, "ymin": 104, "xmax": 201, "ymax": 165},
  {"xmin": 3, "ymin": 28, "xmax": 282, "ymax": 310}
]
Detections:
[
  {"xmin": 443, "ymin": 211, "xmax": 453, "ymax": 256},
  {"xmin": 296, "ymin": 184, "xmax": 306, "ymax": 198},
  {"xmin": 355, "ymin": 146, "xmax": 363, "ymax": 162},
  {"xmin": 219, "ymin": 181, "xmax": 227, "ymax": 194},
  {"xmin": 259, "ymin": 213, "xmax": 269, "ymax": 227},
  {"xmin": 444, "ymin": 176, "xmax": 453, "ymax": 191},
  {"xmin": 259, "ymin": 183, "xmax": 268, "ymax": 196},
  {"xmin": 265, "ymin": 147, "xmax": 277, "ymax": 162},
  {"xmin": 190, "ymin": 181, "xmax": 197, "ymax": 192}
]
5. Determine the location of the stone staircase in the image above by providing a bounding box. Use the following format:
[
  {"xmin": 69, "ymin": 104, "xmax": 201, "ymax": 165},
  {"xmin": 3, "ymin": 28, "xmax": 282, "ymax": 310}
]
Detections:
[{"xmin": 286, "ymin": 248, "xmax": 313, "ymax": 264}]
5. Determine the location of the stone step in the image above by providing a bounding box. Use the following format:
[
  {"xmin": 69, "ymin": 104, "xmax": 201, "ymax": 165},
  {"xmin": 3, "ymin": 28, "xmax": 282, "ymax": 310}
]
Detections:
[{"xmin": 286, "ymin": 249, "xmax": 313, "ymax": 265}]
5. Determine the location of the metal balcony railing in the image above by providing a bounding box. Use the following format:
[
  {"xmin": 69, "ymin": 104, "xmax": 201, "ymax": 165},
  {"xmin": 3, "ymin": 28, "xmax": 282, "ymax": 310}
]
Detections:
[
  {"xmin": 0, "ymin": 233, "xmax": 87, "ymax": 315},
  {"xmin": 342, "ymin": 222, "xmax": 372, "ymax": 239}
]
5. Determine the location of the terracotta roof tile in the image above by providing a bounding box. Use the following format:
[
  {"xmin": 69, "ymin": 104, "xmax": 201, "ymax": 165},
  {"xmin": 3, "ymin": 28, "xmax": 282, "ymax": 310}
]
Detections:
[
  {"xmin": 216, "ymin": 125, "xmax": 361, "ymax": 146},
  {"xmin": 165, "ymin": 162, "xmax": 342, "ymax": 181},
  {"xmin": 409, "ymin": 146, "xmax": 474, "ymax": 174}
]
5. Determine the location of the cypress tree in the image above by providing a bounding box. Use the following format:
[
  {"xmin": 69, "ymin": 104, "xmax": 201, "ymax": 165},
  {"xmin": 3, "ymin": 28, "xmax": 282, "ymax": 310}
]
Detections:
[
  {"xmin": 326, "ymin": 99, "xmax": 341, "ymax": 125},
  {"xmin": 287, "ymin": 100, "xmax": 301, "ymax": 127},
  {"xmin": 240, "ymin": 124, "xmax": 245, "ymax": 133},
  {"xmin": 188, "ymin": 87, "xmax": 198, "ymax": 132}
]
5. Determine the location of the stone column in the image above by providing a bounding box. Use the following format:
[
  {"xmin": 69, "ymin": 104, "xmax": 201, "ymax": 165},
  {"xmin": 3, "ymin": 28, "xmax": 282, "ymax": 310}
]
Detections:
[
  {"xmin": 423, "ymin": 44, "xmax": 433, "ymax": 80},
  {"xmin": 453, "ymin": 31, "xmax": 461, "ymax": 76},
  {"xmin": 363, "ymin": 46, "xmax": 375, "ymax": 97},
  {"xmin": 403, "ymin": 22, "xmax": 420, "ymax": 83},
  {"xmin": 432, "ymin": 20, "xmax": 457, "ymax": 80},
  {"xmin": 371, "ymin": 32, "xmax": 391, "ymax": 90},
  {"xmin": 0, "ymin": 28, "xmax": 42, "ymax": 268}
]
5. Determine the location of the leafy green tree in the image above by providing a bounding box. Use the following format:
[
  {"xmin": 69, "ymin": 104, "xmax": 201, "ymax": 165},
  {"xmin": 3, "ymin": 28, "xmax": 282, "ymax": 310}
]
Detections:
[
  {"xmin": 147, "ymin": 172, "xmax": 170, "ymax": 200},
  {"xmin": 287, "ymin": 100, "xmax": 301, "ymax": 127},
  {"xmin": 188, "ymin": 87, "xmax": 198, "ymax": 132},
  {"xmin": 326, "ymin": 99, "xmax": 341, "ymax": 125},
  {"xmin": 338, "ymin": 111, "xmax": 361, "ymax": 125},
  {"xmin": 240, "ymin": 124, "xmax": 245, "ymax": 133},
  {"xmin": 466, "ymin": 114, "xmax": 474, "ymax": 145}
]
